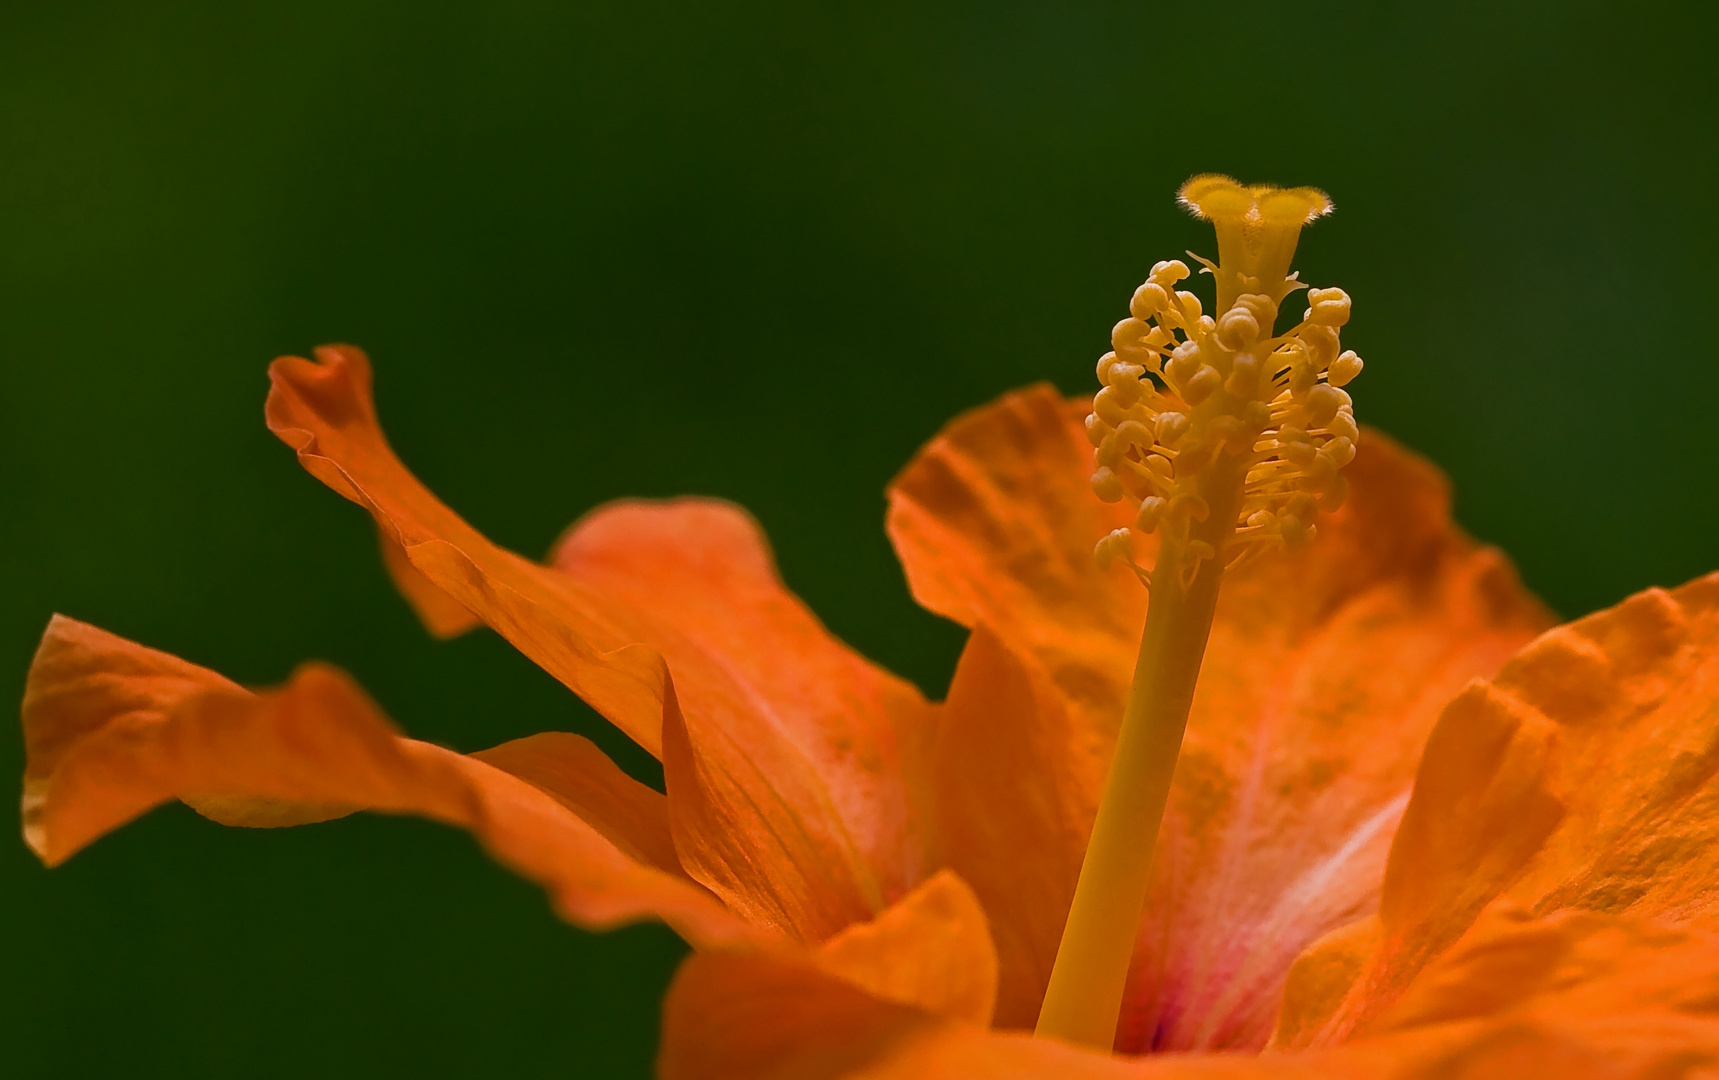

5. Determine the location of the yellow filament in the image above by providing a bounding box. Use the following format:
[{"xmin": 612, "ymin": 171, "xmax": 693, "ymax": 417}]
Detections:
[
  {"xmin": 1037, "ymin": 175, "xmax": 1358, "ymax": 1050},
  {"xmin": 1034, "ymin": 458, "xmax": 1245, "ymax": 1049}
]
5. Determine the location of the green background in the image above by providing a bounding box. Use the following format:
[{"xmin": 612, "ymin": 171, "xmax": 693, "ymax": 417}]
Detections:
[{"xmin": 3, "ymin": 1, "xmax": 1715, "ymax": 1076}]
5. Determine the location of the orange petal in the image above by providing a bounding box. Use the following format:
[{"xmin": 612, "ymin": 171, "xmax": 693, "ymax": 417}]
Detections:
[
  {"xmin": 664, "ymin": 906, "xmax": 1719, "ymax": 1079},
  {"xmin": 811, "ymin": 869, "xmax": 998, "ymax": 1026},
  {"xmin": 887, "ymin": 385, "xmax": 1143, "ymax": 724},
  {"xmin": 1285, "ymin": 571, "xmax": 1719, "ymax": 1045},
  {"xmin": 1270, "ymin": 917, "xmax": 1379, "ymax": 1050},
  {"xmin": 659, "ymin": 949, "xmax": 942, "ymax": 1080},
  {"xmin": 658, "ymin": 870, "xmax": 1002, "ymax": 1080},
  {"xmin": 928, "ymin": 625, "xmax": 1097, "ymax": 1029},
  {"xmin": 1338, "ymin": 906, "xmax": 1719, "ymax": 1077},
  {"xmin": 664, "ymin": 948, "xmax": 1331, "ymax": 1078},
  {"xmin": 553, "ymin": 499, "xmax": 934, "ymax": 941},
  {"xmin": 266, "ymin": 345, "xmax": 669, "ymax": 755},
  {"xmin": 471, "ymin": 731, "xmax": 680, "ymax": 874},
  {"xmin": 21, "ymin": 615, "xmax": 757, "ymax": 948},
  {"xmin": 377, "ymin": 526, "xmax": 482, "ymax": 638},
  {"xmin": 269, "ymin": 346, "xmax": 930, "ymax": 943},
  {"xmin": 889, "ymin": 386, "xmax": 1552, "ymax": 1049}
]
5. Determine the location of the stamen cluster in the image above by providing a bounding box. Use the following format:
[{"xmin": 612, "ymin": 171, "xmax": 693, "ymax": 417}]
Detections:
[{"xmin": 1086, "ymin": 225, "xmax": 1361, "ymax": 586}]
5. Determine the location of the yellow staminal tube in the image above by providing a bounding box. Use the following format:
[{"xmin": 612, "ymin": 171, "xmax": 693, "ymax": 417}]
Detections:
[{"xmin": 1036, "ymin": 176, "xmax": 1360, "ymax": 1050}]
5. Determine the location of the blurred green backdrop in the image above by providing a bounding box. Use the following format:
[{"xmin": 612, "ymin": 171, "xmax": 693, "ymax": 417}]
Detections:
[{"xmin": 3, "ymin": 1, "xmax": 1716, "ymax": 1076}]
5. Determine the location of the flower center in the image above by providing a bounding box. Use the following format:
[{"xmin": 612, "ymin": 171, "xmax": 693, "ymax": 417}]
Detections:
[{"xmin": 1035, "ymin": 175, "xmax": 1362, "ymax": 1051}]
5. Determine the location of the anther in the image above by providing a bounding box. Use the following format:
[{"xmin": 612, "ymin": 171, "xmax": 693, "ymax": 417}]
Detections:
[
  {"xmin": 1084, "ymin": 412, "xmax": 1108, "ymax": 448},
  {"xmin": 1307, "ymin": 287, "xmax": 1351, "ymax": 327},
  {"xmin": 1091, "ymin": 467, "xmax": 1124, "ymax": 503},
  {"xmin": 1282, "ymin": 439, "xmax": 1317, "ymax": 467},
  {"xmin": 1166, "ymin": 341, "xmax": 1202, "ymax": 386},
  {"xmin": 1328, "ymin": 350, "xmax": 1364, "ymax": 387},
  {"xmin": 1216, "ymin": 306, "xmax": 1260, "ymax": 350},
  {"xmin": 1182, "ymin": 365, "xmax": 1222, "ymax": 405},
  {"xmin": 1093, "ymin": 386, "xmax": 1137, "ymax": 427},
  {"xmin": 1286, "ymin": 491, "xmax": 1318, "ymax": 520},
  {"xmin": 1154, "ymin": 411, "xmax": 1190, "ymax": 446},
  {"xmin": 1327, "ymin": 411, "xmax": 1360, "ymax": 444},
  {"xmin": 1168, "ymin": 492, "xmax": 1211, "ymax": 524},
  {"xmin": 1280, "ymin": 515, "xmax": 1316, "ymax": 550},
  {"xmin": 1225, "ymin": 353, "xmax": 1261, "ymax": 398},
  {"xmin": 1300, "ymin": 323, "xmax": 1339, "ymax": 368},
  {"xmin": 1107, "ymin": 364, "xmax": 1146, "ymax": 406},
  {"xmin": 1135, "ymin": 496, "xmax": 1167, "ymax": 531},
  {"xmin": 1112, "ymin": 319, "xmax": 1156, "ymax": 364},
  {"xmin": 1149, "ymin": 259, "xmax": 1190, "ymax": 286},
  {"xmin": 1303, "ymin": 383, "xmax": 1346, "ymax": 427},
  {"xmin": 1237, "ymin": 293, "xmax": 1278, "ymax": 327},
  {"xmin": 1300, "ymin": 450, "xmax": 1339, "ymax": 491},
  {"xmin": 1117, "ymin": 416, "xmax": 1153, "ymax": 442},
  {"xmin": 1131, "ymin": 283, "xmax": 1169, "ymax": 319},
  {"xmin": 1093, "ymin": 528, "xmax": 1133, "ymax": 569}
]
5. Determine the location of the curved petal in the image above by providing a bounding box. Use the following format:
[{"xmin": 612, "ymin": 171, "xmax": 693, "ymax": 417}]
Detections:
[
  {"xmin": 662, "ymin": 904, "xmax": 1719, "ymax": 1079},
  {"xmin": 659, "ymin": 870, "xmax": 1002, "ymax": 1080},
  {"xmin": 20, "ymin": 615, "xmax": 756, "ymax": 948},
  {"xmin": 1284, "ymin": 571, "xmax": 1719, "ymax": 1045},
  {"xmin": 266, "ymin": 345, "xmax": 669, "ymax": 756},
  {"xmin": 887, "ymin": 385, "xmax": 1143, "ymax": 723},
  {"xmin": 1337, "ymin": 906, "xmax": 1719, "ymax": 1077},
  {"xmin": 660, "ymin": 950, "xmax": 943, "ymax": 1080},
  {"xmin": 555, "ymin": 500, "xmax": 934, "ymax": 940},
  {"xmin": 471, "ymin": 731, "xmax": 680, "ymax": 874},
  {"xmin": 929, "ymin": 625, "xmax": 1097, "ymax": 1029},
  {"xmin": 377, "ymin": 526, "xmax": 482, "ymax": 639},
  {"xmin": 268, "ymin": 346, "xmax": 930, "ymax": 943},
  {"xmin": 889, "ymin": 386, "xmax": 1553, "ymax": 1048},
  {"xmin": 811, "ymin": 869, "xmax": 998, "ymax": 1026}
]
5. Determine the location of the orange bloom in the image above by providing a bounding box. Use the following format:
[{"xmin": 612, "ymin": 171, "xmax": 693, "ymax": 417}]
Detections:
[{"xmin": 24, "ymin": 196, "xmax": 1719, "ymax": 1077}]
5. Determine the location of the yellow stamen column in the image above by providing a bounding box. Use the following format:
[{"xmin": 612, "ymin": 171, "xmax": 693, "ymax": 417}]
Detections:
[
  {"xmin": 1035, "ymin": 463, "xmax": 1244, "ymax": 1047},
  {"xmin": 1036, "ymin": 176, "xmax": 1361, "ymax": 1050}
]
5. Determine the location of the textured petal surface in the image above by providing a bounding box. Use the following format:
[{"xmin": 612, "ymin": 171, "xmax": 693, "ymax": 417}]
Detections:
[
  {"xmin": 20, "ymin": 616, "xmax": 755, "ymax": 947},
  {"xmin": 377, "ymin": 526, "xmax": 482, "ymax": 639},
  {"xmin": 660, "ymin": 949, "xmax": 942, "ymax": 1080},
  {"xmin": 658, "ymin": 869, "xmax": 999, "ymax": 1079},
  {"xmin": 1284, "ymin": 571, "xmax": 1719, "ymax": 1045},
  {"xmin": 888, "ymin": 386, "xmax": 1552, "ymax": 1045},
  {"xmin": 553, "ymin": 500, "xmax": 933, "ymax": 940},
  {"xmin": 268, "ymin": 346, "xmax": 930, "ymax": 943},
  {"xmin": 927, "ymin": 624, "xmax": 1098, "ymax": 1029},
  {"xmin": 888, "ymin": 385, "xmax": 1143, "ymax": 728},
  {"xmin": 266, "ymin": 345, "xmax": 670, "ymax": 755},
  {"xmin": 470, "ymin": 731, "xmax": 681, "ymax": 874},
  {"xmin": 662, "ymin": 904, "xmax": 1719, "ymax": 1079},
  {"xmin": 810, "ymin": 870, "xmax": 997, "ymax": 1026}
]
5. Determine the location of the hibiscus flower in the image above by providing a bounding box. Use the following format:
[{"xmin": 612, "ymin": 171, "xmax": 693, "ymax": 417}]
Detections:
[{"xmin": 22, "ymin": 178, "xmax": 1719, "ymax": 1079}]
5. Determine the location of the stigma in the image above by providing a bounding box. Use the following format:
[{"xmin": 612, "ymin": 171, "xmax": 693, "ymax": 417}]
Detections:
[{"xmin": 1087, "ymin": 175, "xmax": 1360, "ymax": 587}]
